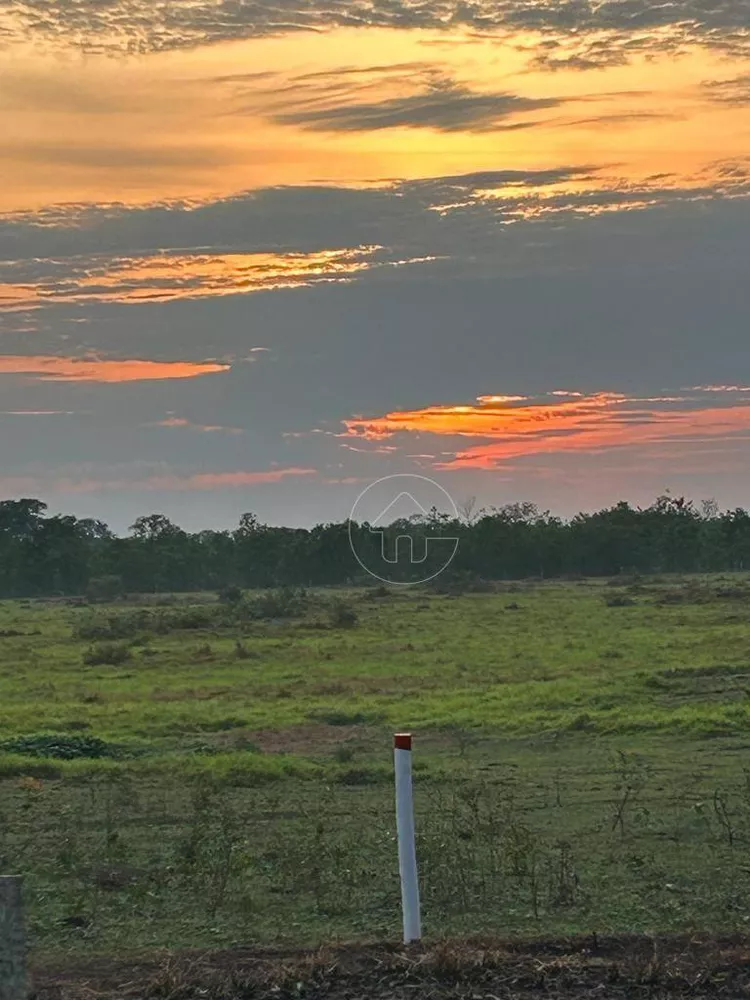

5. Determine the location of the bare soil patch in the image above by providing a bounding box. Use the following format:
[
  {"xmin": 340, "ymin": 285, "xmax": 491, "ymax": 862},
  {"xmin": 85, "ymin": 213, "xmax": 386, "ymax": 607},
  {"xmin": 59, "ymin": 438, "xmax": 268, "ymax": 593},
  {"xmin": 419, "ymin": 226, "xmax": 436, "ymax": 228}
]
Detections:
[{"xmin": 33, "ymin": 933, "xmax": 750, "ymax": 999}]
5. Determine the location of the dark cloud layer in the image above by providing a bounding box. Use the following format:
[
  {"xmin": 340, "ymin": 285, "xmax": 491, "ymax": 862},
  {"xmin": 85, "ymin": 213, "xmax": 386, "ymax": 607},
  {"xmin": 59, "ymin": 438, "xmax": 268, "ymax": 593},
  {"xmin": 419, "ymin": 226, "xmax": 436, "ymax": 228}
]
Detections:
[
  {"xmin": 2, "ymin": 0, "xmax": 750, "ymax": 62},
  {"xmin": 0, "ymin": 166, "xmax": 596, "ymax": 262}
]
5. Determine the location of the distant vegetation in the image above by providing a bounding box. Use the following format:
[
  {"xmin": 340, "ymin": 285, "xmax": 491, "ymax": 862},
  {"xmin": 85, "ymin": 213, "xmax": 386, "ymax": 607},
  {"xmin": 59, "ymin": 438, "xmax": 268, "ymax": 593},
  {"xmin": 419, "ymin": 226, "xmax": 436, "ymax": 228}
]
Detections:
[{"xmin": 2, "ymin": 495, "xmax": 750, "ymax": 597}]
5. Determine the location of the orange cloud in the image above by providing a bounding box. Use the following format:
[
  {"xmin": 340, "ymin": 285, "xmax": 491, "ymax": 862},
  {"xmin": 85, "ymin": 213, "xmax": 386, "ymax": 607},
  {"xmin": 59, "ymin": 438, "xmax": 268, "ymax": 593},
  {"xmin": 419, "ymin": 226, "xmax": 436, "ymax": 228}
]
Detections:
[
  {"xmin": 0, "ymin": 284, "xmax": 41, "ymax": 308},
  {"xmin": 345, "ymin": 392, "xmax": 622, "ymax": 440},
  {"xmin": 1, "ymin": 246, "xmax": 396, "ymax": 310},
  {"xmin": 343, "ymin": 390, "xmax": 750, "ymax": 469},
  {"xmin": 0, "ymin": 355, "xmax": 229, "ymax": 383}
]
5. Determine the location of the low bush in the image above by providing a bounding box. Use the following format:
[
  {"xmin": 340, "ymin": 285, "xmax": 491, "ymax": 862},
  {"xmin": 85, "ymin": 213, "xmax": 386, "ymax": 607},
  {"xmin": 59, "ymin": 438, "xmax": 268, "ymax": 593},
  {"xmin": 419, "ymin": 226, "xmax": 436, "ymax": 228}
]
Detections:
[
  {"xmin": 249, "ymin": 587, "xmax": 309, "ymax": 620},
  {"xmin": 83, "ymin": 641, "xmax": 132, "ymax": 666},
  {"xmin": 306, "ymin": 709, "xmax": 385, "ymax": 726},
  {"xmin": 218, "ymin": 585, "xmax": 244, "ymax": 605},
  {"xmin": 328, "ymin": 599, "xmax": 359, "ymax": 629},
  {"xmin": 606, "ymin": 594, "xmax": 636, "ymax": 607},
  {"xmin": 73, "ymin": 605, "xmax": 217, "ymax": 641},
  {"xmin": 233, "ymin": 641, "xmax": 258, "ymax": 660},
  {"xmin": 164, "ymin": 607, "xmax": 216, "ymax": 630},
  {"xmin": 73, "ymin": 610, "xmax": 152, "ymax": 640},
  {"xmin": 0, "ymin": 734, "xmax": 120, "ymax": 760},
  {"xmin": 362, "ymin": 584, "xmax": 392, "ymax": 600}
]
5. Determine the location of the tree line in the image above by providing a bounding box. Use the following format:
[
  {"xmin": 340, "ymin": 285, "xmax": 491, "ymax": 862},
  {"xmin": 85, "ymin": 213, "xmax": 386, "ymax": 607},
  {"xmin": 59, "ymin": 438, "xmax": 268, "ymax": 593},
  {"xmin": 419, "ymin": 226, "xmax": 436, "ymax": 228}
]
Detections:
[{"xmin": 1, "ymin": 495, "xmax": 750, "ymax": 598}]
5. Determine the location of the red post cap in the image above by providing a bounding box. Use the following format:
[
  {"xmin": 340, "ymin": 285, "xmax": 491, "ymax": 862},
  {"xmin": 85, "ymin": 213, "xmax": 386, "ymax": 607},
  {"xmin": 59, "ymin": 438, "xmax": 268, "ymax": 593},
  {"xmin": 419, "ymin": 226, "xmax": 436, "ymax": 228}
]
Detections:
[{"xmin": 394, "ymin": 733, "xmax": 412, "ymax": 750}]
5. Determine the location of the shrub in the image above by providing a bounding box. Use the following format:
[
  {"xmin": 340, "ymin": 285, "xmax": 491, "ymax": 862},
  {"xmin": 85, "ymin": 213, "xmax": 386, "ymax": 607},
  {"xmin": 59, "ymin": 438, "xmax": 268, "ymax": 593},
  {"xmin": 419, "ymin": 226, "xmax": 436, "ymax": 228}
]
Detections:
[
  {"xmin": 233, "ymin": 641, "xmax": 258, "ymax": 660},
  {"xmin": 362, "ymin": 584, "xmax": 392, "ymax": 600},
  {"xmin": 164, "ymin": 607, "xmax": 215, "ymax": 630},
  {"xmin": 249, "ymin": 587, "xmax": 309, "ymax": 620},
  {"xmin": 0, "ymin": 734, "xmax": 119, "ymax": 760},
  {"xmin": 715, "ymin": 585, "xmax": 750, "ymax": 600},
  {"xmin": 567, "ymin": 712, "xmax": 595, "ymax": 731},
  {"xmin": 328, "ymin": 599, "xmax": 359, "ymax": 629},
  {"xmin": 606, "ymin": 595, "xmax": 636, "ymax": 608},
  {"xmin": 73, "ymin": 610, "xmax": 151, "ymax": 640},
  {"xmin": 59, "ymin": 719, "xmax": 91, "ymax": 732},
  {"xmin": 73, "ymin": 605, "xmax": 217, "ymax": 641},
  {"xmin": 83, "ymin": 642, "xmax": 132, "ymax": 666},
  {"xmin": 218, "ymin": 585, "xmax": 244, "ymax": 605},
  {"xmin": 307, "ymin": 709, "xmax": 385, "ymax": 726}
]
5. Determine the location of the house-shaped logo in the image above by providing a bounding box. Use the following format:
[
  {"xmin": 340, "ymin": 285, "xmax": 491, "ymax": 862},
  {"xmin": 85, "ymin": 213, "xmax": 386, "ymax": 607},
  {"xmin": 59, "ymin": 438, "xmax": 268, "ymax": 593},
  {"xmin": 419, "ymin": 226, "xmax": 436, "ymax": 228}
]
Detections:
[
  {"xmin": 370, "ymin": 491, "xmax": 433, "ymax": 565},
  {"xmin": 349, "ymin": 474, "xmax": 460, "ymax": 585}
]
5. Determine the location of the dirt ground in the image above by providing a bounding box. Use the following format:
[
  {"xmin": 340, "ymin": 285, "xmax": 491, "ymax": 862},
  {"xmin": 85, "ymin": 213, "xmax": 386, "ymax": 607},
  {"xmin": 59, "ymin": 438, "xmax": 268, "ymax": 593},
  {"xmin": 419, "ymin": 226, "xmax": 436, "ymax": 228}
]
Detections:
[{"xmin": 32, "ymin": 933, "xmax": 750, "ymax": 999}]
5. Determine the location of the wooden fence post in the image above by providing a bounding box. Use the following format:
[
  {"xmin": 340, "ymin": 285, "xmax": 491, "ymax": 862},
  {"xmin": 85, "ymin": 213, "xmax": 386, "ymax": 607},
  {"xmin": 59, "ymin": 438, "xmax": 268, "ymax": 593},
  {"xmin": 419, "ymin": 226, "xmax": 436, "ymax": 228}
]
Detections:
[{"xmin": 0, "ymin": 877, "xmax": 27, "ymax": 1000}]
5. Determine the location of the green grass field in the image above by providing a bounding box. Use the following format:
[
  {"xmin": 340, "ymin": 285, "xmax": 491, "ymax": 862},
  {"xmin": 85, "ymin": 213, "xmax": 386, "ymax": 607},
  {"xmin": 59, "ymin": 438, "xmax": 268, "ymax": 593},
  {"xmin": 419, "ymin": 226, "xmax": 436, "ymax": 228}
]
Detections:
[{"xmin": 4, "ymin": 574, "xmax": 750, "ymax": 957}]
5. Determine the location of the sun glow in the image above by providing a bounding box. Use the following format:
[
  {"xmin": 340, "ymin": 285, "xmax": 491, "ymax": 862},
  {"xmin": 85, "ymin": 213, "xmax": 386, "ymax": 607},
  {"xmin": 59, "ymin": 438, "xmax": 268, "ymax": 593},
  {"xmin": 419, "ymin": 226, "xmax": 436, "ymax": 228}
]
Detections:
[{"xmin": 0, "ymin": 25, "xmax": 748, "ymax": 210}]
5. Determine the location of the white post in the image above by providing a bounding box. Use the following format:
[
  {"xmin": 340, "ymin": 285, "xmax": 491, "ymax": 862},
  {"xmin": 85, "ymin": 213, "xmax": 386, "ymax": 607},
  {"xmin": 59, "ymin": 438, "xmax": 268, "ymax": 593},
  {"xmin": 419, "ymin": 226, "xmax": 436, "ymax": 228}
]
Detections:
[
  {"xmin": 394, "ymin": 733, "xmax": 421, "ymax": 944},
  {"xmin": 0, "ymin": 876, "xmax": 27, "ymax": 1000}
]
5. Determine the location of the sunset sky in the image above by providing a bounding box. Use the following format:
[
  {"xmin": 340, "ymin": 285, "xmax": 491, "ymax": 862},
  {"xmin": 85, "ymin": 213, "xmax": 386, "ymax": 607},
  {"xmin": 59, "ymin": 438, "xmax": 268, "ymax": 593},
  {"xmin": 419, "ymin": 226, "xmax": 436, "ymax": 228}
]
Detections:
[{"xmin": 1, "ymin": 0, "xmax": 750, "ymax": 530}]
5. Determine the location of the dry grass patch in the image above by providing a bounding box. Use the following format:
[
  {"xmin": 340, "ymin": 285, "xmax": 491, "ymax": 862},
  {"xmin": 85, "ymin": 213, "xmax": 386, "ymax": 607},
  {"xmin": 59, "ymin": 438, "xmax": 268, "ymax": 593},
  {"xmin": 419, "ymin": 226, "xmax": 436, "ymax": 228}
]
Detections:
[{"xmin": 32, "ymin": 934, "xmax": 750, "ymax": 999}]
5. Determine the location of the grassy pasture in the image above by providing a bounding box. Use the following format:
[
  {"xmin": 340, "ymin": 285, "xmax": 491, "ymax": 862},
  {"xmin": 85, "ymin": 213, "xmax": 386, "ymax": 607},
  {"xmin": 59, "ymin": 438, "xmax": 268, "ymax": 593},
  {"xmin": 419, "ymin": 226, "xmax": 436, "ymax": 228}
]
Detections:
[{"xmin": 3, "ymin": 574, "xmax": 750, "ymax": 955}]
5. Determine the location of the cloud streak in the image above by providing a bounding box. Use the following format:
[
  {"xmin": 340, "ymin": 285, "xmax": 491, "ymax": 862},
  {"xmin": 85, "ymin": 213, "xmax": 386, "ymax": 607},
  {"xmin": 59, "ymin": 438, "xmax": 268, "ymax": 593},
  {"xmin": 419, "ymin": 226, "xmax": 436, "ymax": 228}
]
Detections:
[
  {"xmin": 272, "ymin": 84, "xmax": 563, "ymax": 133},
  {"xmin": 0, "ymin": 246, "xmax": 401, "ymax": 309},
  {"xmin": 0, "ymin": 355, "xmax": 230, "ymax": 383},
  {"xmin": 343, "ymin": 390, "xmax": 750, "ymax": 469},
  {"xmin": 151, "ymin": 416, "xmax": 244, "ymax": 434},
  {"xmin": 702, "ymin": 74, "xmax": 750, "ymax": 106}
]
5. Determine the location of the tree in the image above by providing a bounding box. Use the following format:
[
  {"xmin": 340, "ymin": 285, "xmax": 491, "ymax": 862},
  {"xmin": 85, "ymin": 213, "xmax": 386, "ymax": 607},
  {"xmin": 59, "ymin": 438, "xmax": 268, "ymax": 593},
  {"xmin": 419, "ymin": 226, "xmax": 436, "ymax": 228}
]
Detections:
[
  {"xmin": 129, "ymin": 514, "xmax": 182, "ymax": 541},
  {"xmin": 0, "ymin": 499, "xmax": 47, "ymax": 537},
  {"xmin": 0, "ymin": 492, "xmax": 745, "ymax": 597}
]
